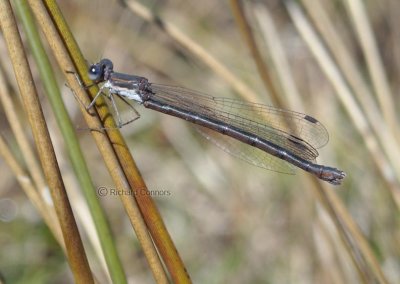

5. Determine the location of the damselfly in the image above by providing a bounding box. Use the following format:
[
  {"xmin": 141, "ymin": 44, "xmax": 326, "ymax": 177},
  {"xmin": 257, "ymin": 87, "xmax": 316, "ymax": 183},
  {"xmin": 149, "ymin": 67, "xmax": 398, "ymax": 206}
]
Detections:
[{"xmin": 85, "ymin": 59, "xmax": 346, "ymax": 185}]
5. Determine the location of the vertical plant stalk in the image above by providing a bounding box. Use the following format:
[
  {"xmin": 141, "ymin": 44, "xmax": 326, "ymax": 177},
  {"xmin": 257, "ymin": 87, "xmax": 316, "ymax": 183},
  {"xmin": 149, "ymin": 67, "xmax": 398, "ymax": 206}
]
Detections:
[
  {"xmin": 310, "ymin": 179, "xmax": 377, "ymax": 284},
  {"xmin": 0, "ymin": 135, "xmax": 64, "ymax": 248},
  {"xmin": 300, "ymin": 0, "xmax": 400, "ymax": 207},
  {"xmin": 344, "ymin": 0, "xmax": 399, "ymax": 141},
  {"xmin": 227, "ymin": 1, "xmax": 389, "ymax": 282},
  {"xmin": 0, "ymin": 66, "xmax": 62, "ymax": 242},
  {"xmin": 13, "ymin": 1, "xmax": 126, "ymax": 283},
  {"xmin": 0, "ymin": 68, "xmax": 57, "ymax": 224},
  {"xmin": 43, "ymin": 0, "xmax": 191, "ymax": 282},
  {"xmin": 0, "ymin": 1, "xmax": 93, "ymax": 283},
  {"xmin": 324, "ymin": 186, "xmax": 389, "ymax": 284},
  {"xmin": 229, "ymin": 0, "xmax": 287, "ymax": 108},
  {"xmin": 252, "ymin": 4, "xmax": 305, "ymax": 111},
  {"xmin": 28, "ymin": 0, "xmax": 182, "ymax": 282},
  {"xmin": 44, "ymin": 0, "xmax": 188, "ymax": 281},
  {"xmin": 286, "ymin": 2, "xmax": 390, "ymax": 283}
]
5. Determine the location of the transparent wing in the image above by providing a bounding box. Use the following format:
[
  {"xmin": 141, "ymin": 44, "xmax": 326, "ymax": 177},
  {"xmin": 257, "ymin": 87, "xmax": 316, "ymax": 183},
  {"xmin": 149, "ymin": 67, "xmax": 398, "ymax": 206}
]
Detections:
[
  {"xmin": 150, "ymin": 84, "xmax": 328, "ymax": 164},
  {"xmin": 195, "ymin": 125, "xmax": 295, "ymax": 174}
]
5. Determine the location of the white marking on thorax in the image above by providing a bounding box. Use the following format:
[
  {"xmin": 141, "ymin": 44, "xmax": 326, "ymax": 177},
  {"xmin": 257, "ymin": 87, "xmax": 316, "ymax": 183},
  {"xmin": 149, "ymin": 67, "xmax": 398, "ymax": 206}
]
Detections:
[{"xmin": 105, "ymin": 80, "xmax": 143, "ymax": 103}]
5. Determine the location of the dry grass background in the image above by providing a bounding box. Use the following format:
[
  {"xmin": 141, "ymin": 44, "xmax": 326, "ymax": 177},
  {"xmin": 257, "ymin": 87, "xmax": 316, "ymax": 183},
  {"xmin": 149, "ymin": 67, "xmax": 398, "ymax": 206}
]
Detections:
[{"xmin": 0, "ymin": 0, "xmax": 399, "ymax": 283}]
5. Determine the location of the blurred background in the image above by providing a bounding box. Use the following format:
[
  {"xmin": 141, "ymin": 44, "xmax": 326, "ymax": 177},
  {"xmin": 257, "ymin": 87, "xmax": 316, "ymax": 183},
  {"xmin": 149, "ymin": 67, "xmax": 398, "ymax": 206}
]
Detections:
[{"xmin": 0, "ymin": 0, "xmax": 399, "ymax": 283}]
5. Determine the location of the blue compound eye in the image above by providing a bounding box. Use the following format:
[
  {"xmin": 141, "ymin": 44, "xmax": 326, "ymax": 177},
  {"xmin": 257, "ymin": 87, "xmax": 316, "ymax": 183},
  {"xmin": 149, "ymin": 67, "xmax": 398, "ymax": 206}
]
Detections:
[{"xmin": 88, "ymin": 64, "xmax": 103, "ymax": 82}]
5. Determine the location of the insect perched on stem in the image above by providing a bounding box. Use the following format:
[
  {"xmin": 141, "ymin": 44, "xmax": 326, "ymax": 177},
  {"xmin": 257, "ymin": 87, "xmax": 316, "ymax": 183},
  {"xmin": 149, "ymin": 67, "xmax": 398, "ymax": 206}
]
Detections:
[{"xmin": 85, "ymin": 58, "xmax": 346, "ymax": 185}]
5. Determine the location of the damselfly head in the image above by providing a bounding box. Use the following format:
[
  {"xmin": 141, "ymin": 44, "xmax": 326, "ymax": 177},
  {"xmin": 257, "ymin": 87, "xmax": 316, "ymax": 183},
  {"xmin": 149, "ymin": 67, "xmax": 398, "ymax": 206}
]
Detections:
[{"xmin": 88, "ymin": 58, "xmax": 114, "ymax": 83}]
